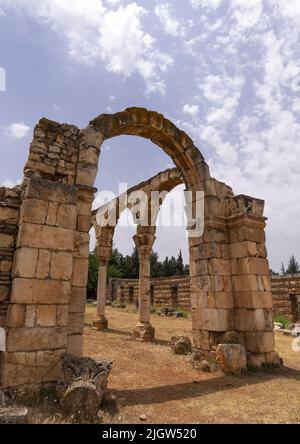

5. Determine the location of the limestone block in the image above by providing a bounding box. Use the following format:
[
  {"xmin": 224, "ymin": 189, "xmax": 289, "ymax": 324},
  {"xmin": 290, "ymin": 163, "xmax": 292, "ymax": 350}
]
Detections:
[
  {"xmin": 68, "ymin": 312, "xmax": 85, "ymax": 335},
  {"xmin": 234, "ymin": 309, "xmax": 267, "ymax": 332},
  {"xmin": 36, "ymin": 305, "xmax": 57, "ymax": 327},
  {"xmin": 234, "ymin": 291, "xmax": 273, "ymax": 309},
  {"xmin": 36, "ymin": 250, "xmax": 51, "ymax": 279},
  {"xmin": 13, "ymin": 248, "xmax": 38, "ymax": 278},
  {"xmin": 46, "ymin": 202, "xmax": 58, "ymax": 226},
  {"xmin": 229, "ymin": 241, "xmax": 257, "ymax": 259},
  {"xmin": 20, "ymin": 198, "xmax": 48, "ymax": 224},
  {"xmin": 67, "ymin": 334, "xmax": 83, "ymax": 357},
  {"xmin": 7, "ymin": 327, "xmax": 68, "ymax": 352},
  {"xmin": 232, "ymin": 275, "xmax": 259, "ymax": 292},
  {"xmin": 25, "ymin": 305, "xmax": 36, "ymax": 327},
  {"xmin": 36, "ymin": 349, "xmax": 65, "ymax": 383},
  {"xmin": 17, "ymin": 223, "xmax": 74, "ymax": 251},
  {"xmin": 51, "ymin": 252, "xmax": 73, "ymax": 280},
  {"xmin": 57, "ymin": 305, "xmax": 69, "ymax": 327},
  {"xmin": 25, "ymin": 176, "xmax": 77, "ymax": 205},
  {"xmin": 231, "ymin": 257, "xmax": 270, "ymax": 276},
  {"xmin": 247, "ymin": 353, "xmax": 266, "ymax": 368},
  {"xmin": 257, "ymin": 275, "xmax": 272, "ymax": 291},
  {"xmin": 207, "ymin": 292, "xmax": 234, "ymax": 309},
  {"xmin": 76, "ymin": 165, "xmax": 98, "ymax": 187},
  {"xmin": 0, "ymin": 285, "xmax": 10, "ymax": 302},
  {"xmin": 77, "ymin": 215, "xmax": 92, "ymax": 232},
  {"xmin": 11, "ymin": 279, "xmax": 71, "ymax": 304},
  {"xmin": 56, "ymin": 204, "xmax": 77, "ymax": 230},
  {"xmin": 208, "ymin": 258, "xmax": 231, "ymax": 276},
  {"xmin": 245, "ymin": 332, "xmax": 275, "ymax": 353},
  {"xmin": 72, "ymin": 258, "xmax": 89, "ymax": 287},
  {"xmin": 3, "ymin": 362, "xmax": 36, "ymax": 387},
  {"xmin": 216, "ymin": 344, "xmax": 247, "ymax": 374},
  {"xmin": 193, "ymin": 308, "xmax": 232, "ymax": 331},
  {"xmin": 69, "ymin": 287, "xmax": 86, "ymax": 313},
  {"xmin": 6, "ymin": 304, "xmax": 26, "ymax": 328}
]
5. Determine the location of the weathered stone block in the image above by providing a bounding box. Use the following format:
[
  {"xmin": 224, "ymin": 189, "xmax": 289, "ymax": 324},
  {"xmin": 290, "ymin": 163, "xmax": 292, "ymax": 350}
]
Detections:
[
  {"xmin": 56, "ymin": 204, "xmax": 77, "ymax": 229},
  {"xmin": 57, "ymin": 305, "xmax": 69, "ymax": 327},
  {"xmin": 234, "ymin": 309, "xmax": 267, "ymax": 332},
  {"xmin": 17, "ymin": 223, "xmax": 74, "ymax": 251},
  {"xmin": 229, "ymin": 241, "xmax": 257, "ymax": 259},
  {"xmin": 46, "ymin": 202, "xmax": 58, "ymax": 226},
  {"xmin": 232, "ymin": 275, "xmax": 259, "ymax": 292},
  {"xmin": 6, "ymin": 304, "xmax": 26, "ymax": 328},
  {"xmin": 216, "ymin": 344, "xmax": 247, "ymax": 374},
  {"xmin": 69, "ymin": 287, "xmax": 86, "ymax": 313},
  {"xmin": 11, "ymin": 279, "xmax": 71, "ymax": 304},
  {"xmin": 20, "ymin": 198, "xmax": 48, "ymax": 224},
  {"xmin": 36, "ymin": 250, "xmax": 51, "ymax": 279},
  {"xmin": 72, "ymin": 258, "xmax": 89, "ymax": 287},
  {"xmin": 245, "ymin": 331, "xmax": 275, "ymax": 353},
  {"xmin": 193, "ymin": 308, "xmax": 232, "ymax": 331},
  {"xmin": 234, "ymin": 291, "xmax": 273, "ymax": 309},
  {"xmin": 7, "ymin": 327, "xmax": 68, "ymax": 352},
  {"xmin": 51, "ymin": 252, "xmax": 73, "ymax": 280},
  {"xmin": 67, "ymin": 334, "xmax": 83, "ymax": 357},
  {"xmin": 25, "ymin": 305, "xmax": 36, "ymax": 327},
  {"xmin": 13, "ymin": 248, "xmax": 38, "ymax": 278},
  {"xmin": 36, "ymin": 305, "xmax": 57, "ymax": 327},
  {"xmin": 0, "ymin": 233, "xmax": 14, "ymax": 249},
  {"xmin": 68, "ymin": 312, "xmax": 85, "ymax": 335},
  {"xmin": 231, "ymin": 257, "xmax": 270, "ymax": 276}
]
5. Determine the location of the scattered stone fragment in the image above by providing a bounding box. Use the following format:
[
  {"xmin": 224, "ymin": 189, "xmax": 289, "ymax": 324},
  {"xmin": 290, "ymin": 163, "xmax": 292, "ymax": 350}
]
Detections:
[
  {"xmin": 140, "ymin": 414, "xmax": 147, "ymax": 421},
  {"xmin": 199, "ymin": 360, "xmax": 211, "ymax": 372},
  {"xmin": 171, "ymin": 336, "xmax": 192, "ymax": 355},
  {"xmin": 216, "ymin": 344, "xmax": 247, "ymax": 375}
]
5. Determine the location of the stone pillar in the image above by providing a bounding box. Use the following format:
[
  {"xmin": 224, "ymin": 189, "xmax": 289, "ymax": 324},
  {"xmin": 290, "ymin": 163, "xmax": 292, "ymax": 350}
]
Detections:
[
  {"xmin": 92, "ymin": 227, "xmax": 113, "ymax": 331},
  {"xmin": 133, "ymin": 226, "xmax": 156, "ymax": 342},
  {"xmin": 93, "ymin": 260, "xmax": 109, "ymax": 331}
]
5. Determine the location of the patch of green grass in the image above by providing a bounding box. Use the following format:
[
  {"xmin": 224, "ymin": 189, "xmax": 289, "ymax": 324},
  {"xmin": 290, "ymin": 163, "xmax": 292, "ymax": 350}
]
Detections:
[
  {"xmin": 274, "ymin": 314, "xmax": 292, "ymax": 329},
  {"xmin": 176, "ymin": 308, "xmax": 191, "ymax": 319}
]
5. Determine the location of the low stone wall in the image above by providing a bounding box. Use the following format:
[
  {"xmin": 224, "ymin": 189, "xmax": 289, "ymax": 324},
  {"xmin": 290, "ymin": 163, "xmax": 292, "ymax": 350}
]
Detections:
[
  {"xmin": 110, "ymin": 274, "xmax": 300, "ymax": 321},
  {"xmin": 271, "ymin": 275, "xmax": 300, "ymax": 322},
  {"xmin": 110, "ymin": 276, "xmax": 191, "ymax": 310}
]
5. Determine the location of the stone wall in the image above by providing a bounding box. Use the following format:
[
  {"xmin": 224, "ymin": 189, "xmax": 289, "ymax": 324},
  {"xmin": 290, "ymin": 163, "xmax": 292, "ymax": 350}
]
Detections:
[
  {"xmin": 272, "ymin": 274, "xmax": 300, "ymax": 321},
  {"xmin": 0, "ymin": 186, "xmax": 22, "ymax": 329},
  {"xmin": 111, "ymin": 275, "xmax": 300, "ymax": 322},
  {"xmin": 110, "ymin": 276, "xmax": 191, "ymax": 310}
]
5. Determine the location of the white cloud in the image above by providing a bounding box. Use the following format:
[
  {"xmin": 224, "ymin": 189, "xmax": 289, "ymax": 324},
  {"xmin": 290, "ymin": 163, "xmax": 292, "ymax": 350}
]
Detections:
[
  {"xmin": 0, "ymin": 177, "xmax": 21, "ymax": 187},
  {"xmin": 230, "ymin": 0, "xmax": 263, "ymax": 29},
  {"xmin": 5, "ymin": 122, "xmax": 31, "ymax": 139},
  {"xmin": 0, "ymin": 0, "xmax": 172, "ymax": 95},
  {"xmin": 189, "ymin": 0, "xmax": 222, "ymax": 10},
  {"xmin": 154, "ymin": 3, "xmax": 185, "ymax": 37},
  {"xmin": 183, "ymin": 104, "xmax": 199, "ymax": 118}
]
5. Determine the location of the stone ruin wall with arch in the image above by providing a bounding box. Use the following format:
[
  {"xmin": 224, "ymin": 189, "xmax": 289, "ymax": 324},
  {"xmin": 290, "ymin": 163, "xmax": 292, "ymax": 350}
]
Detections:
[{"xmin": 0, "ymin": 107, "xmax": 278, "ymax": 390}]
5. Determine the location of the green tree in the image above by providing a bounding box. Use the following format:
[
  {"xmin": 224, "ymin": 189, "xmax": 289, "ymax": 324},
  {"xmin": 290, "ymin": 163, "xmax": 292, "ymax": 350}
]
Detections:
[
  {"xmin": 286, "ymin": 255, "xmax": 300, "ymax": 274},
  {"xmin": 280, "ymin": 262, "xmax": 286, "ymax": 275},
  {"xmin": 176, "ymin": 250, "xmax": 184, "ymax": 275},
  {"xmin": 87, "ymin": 252, "xmax": 99, "ymax": 299}
]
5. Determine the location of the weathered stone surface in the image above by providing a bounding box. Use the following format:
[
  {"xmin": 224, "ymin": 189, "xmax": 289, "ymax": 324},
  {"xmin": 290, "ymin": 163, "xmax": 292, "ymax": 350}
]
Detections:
[
  {"xmin": 17, "ymin": 223, "xmax": 74, "ymax": 251},
  {"xmin": 216, "ymin": 344, "xmax": 247, "ymax": 375},
  {"xmin": 13, "ymin": 248, "xmax": 38, "ymax": 278},
  {"xmin": 7, "ymin": 327, "xmax": 67, "ymax": 352},
  {"xmin": 133, "ymin": 323, "xmax": 155, "ymax": 342},
  {"xmin": 245, "ymin": 332, "xmax": 275, "ymax": 353},
  {"xmin": 36, "ymin": 305, "xmax": 57, "ymax": 327},
  {"xmin": 51, "ymin": 252, "xmax": 73, "ymax": 280},
  {"xmin": 171, "ymin": 336, "xmax": 192, "ymax": 355},
  {"xmin": 0, "ymin": 406, "xmax": 28, "ymax": 424},
  {"xmin": 57, "ymin": 353, "xmax": 113, "ymax": 419},
  {"xmin": 11, "ymin": 279, "xmax": 71, "ymax": 304}
]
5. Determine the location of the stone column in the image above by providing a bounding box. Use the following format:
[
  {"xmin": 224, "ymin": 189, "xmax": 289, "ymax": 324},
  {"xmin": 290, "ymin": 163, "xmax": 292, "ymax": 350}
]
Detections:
[
  {"xmin": 92, "ymin": 227, "xmax": 113, "ymax": 331},
  {"xmin": 133, "ymin": 226, "xmax": 156, "ymax": 342},
  {"xmin": 93, "ymin": 259, "xmax": 109, "ymax": 331}
]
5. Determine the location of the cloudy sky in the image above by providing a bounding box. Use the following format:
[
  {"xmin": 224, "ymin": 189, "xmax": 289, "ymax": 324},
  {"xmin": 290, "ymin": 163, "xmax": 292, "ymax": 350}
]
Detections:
[{"xmin": 0, "ymin": 0, "xmax": 300, "ymax": 271}]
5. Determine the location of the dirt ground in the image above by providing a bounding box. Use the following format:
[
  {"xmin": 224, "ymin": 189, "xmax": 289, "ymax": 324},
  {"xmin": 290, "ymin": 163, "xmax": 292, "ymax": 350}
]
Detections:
[{"xmin": 80, "ymin": 305, "xmax": 300, "ymax": 424}]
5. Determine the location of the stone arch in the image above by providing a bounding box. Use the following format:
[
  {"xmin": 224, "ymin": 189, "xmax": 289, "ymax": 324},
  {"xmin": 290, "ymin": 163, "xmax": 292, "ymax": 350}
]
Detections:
[
  {"xmin": 76, "ymin": 107, "xmax": 209, "ymax": 191},
  {"xmin": 0, "ymin": 107, "xmax": 278, "ymax": 390}
]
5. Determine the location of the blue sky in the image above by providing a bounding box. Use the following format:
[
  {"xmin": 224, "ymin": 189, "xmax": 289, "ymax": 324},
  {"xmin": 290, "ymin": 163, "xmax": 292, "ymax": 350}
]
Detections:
[{"xmin": 0, "ymin": 0, "xmax": 300, "ymax": 271}]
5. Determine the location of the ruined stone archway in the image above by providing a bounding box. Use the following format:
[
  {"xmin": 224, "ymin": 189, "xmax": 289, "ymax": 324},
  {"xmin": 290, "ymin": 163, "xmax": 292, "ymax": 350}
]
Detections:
[{"xmin": 0, "ymin": 107, "xmax": 277, "ymax": 390}]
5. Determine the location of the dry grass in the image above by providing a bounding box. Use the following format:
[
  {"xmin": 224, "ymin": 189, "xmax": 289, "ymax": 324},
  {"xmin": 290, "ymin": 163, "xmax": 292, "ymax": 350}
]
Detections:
[{"xmin": 82, "ymin": 305, "xmax": 300, "ymax": 424}]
